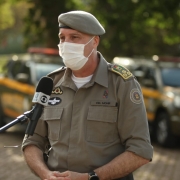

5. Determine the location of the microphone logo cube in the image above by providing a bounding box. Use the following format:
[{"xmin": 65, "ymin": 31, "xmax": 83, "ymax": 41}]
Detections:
[
  {"xmin": 32, "ymin": 92, "xmax": 50, "ymax": 106},
  {"xmin": 41, "ymin": 95, "xmax": 48, "ymax": 103}
]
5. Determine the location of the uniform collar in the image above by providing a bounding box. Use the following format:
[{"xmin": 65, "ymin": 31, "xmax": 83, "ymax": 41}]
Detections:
[
  {"xmin": 55, "ymin": 68, "xmax": 76, "ymax": 89},
  {"xmin": 92, "ymin": 52, "xmax": 108, "ymax": 88},
  {"xmin": 55, "ymin": 52, "xmax": 108, "ymax": 88}
]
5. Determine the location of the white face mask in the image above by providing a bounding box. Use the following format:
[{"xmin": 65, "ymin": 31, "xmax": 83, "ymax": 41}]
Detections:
[{"xmin": 58, "ymin": 37, "xmax": 94, "ymax": 70}]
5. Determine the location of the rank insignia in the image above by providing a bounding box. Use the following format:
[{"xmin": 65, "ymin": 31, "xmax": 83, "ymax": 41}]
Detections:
[
  {"xmin": 130, "ymin": 88, "xmax": 142, "ymax": 104},
  {"xmin": 111, "ymin": 64, "xmax": 132, "ymax": 80},
  {"xmin": 52, "ymin": 87, "xmax": 63, "ymax": 95},
  {"xmin": 103, "ymin": 90, "xmax": 108, "ymax": 98},
  {"xmin": 48, "ymin": 97, "xmax": 61, "ymax": 105}
]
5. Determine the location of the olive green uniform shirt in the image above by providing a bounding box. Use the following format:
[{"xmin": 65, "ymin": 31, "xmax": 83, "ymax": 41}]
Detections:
[{"xmin": 22, "ymin": 53, "xmax": 153, "ymax": 180}]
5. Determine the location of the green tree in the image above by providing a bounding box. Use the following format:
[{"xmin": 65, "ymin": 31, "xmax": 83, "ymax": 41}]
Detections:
[
  {"xmin": 0, "ymin": 0, "xmax": 30, "ymax": 53},
  {"xmin": 0, "ymin": 1, "xmax": 14, "ymax": 30},
  {"xmin": 87, "ymin": 0, "xmax": 180, "ymax": 60},
  {"xmin": 23, "ymin": 0, "xmax": 78, "ymax": 48},
  {"xmin": 4, "ymin": 0, "xmax": 179, "ymax": 60}
]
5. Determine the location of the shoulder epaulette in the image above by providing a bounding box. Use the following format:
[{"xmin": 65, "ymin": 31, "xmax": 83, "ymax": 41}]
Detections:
[
  {"xmin": 47, "ymin": 66, "xmax": 66, "ymax": 77},
  {"xmin": 109, "ymin": 64, "xmax": 133, "ymax": 80}
]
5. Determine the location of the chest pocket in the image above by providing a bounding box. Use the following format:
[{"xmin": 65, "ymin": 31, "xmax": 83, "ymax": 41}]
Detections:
[
  {"xmin": 86, "ymin": 106, "xmax": 118, "ymax": 143},
  {"xmin": 42, "ymin": 107, "xmax": 63, "ymax": 141}
]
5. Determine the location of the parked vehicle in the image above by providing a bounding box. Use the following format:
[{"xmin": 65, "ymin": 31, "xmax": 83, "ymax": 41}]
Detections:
[
  {"xmin": 0, "ymin": 47, "xmax": 64, "ymax": 128},
  {"xmin": 112, "ymin": 56, "xmax": 180, "ymax": 147}
]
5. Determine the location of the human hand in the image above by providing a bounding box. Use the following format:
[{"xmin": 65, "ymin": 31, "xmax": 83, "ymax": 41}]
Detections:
[
  {"xmin": 44, "ymin": 170, "xmax": 88, "ymax": 180},
  {"xmin": 43, "ymin": 171, "xmax": 62, "ymax": 180}
]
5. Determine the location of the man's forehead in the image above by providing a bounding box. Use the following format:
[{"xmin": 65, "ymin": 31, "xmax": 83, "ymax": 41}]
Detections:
[{"xmin": 59, "ymin": 29, "xmax": 87, "ymax": 36}]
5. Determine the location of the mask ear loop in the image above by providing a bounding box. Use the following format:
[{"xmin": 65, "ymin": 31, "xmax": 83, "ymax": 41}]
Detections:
[
  {"xmin": 87, "ymin": 48, "xmax": 94, "ymax": 58},
  {"xmin": 85, "ymin": 36, "xmax": 95, "ymax": 58},
  {"xmin": 85, "ymin": 36, "xmax": 95, "ymax": 45}
]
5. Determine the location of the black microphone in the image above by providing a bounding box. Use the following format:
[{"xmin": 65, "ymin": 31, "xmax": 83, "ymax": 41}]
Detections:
[{"xmin": 25, "ymin": 76, "xmax": 53, "ymax": 136}]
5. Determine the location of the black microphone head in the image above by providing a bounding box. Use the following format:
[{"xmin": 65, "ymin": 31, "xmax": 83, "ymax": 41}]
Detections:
[{"xmin": 36, "ymin": 76, "xmax": 53, "ymax": 95}]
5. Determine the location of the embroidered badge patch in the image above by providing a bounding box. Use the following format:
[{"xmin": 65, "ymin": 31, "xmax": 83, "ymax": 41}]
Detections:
[
  {"xmin": 52, "ymin": 87, "xmax": 63, "ymax": 95},
  {"xmin": 130, "ymin": 88, "xmax": 142, "ymax": 104},
  {"xmin": 111, "ymin": 64, "xmax": 132, "ymax": 79},
  {"xmin": 48, "ymin": 97, "xmax": 61, "ymax": 105},
  {"xmin": 103, "ymin": 90, "xmax": 108, "ymax": 98}
]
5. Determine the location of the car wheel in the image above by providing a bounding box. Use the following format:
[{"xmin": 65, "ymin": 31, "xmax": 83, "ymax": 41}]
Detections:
[{"xmin": 156, "ymin": 112, "xmax": 177, "ymax": 147}]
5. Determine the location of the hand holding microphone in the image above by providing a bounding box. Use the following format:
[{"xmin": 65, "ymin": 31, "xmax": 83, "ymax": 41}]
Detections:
[{"xmin": 25, "ymin": 76, "xmax": 53, "ymax": 136}]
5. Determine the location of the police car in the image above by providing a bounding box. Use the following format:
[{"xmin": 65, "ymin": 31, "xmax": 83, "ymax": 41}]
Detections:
[
  {"xmin": 112, "ymin": 56, "xmax": 180, "ymax": 147},
  {"xmin": 0, "ymin": 47, "xmax": 63, "ymax": 128}
]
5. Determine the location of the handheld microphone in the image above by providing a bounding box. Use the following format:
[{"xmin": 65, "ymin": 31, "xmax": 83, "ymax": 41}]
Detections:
[{"xmin": 25, "ymin": 76, "xmax": 53, "ymax": 136}]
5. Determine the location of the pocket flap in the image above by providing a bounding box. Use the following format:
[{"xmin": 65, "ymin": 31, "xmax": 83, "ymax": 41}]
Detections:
[
  {"xmin": 87, "ymin": 106, "xmax": 117, "ymax": 123},
  {"xmin": 41, "ymin": 107, "xmax": 63, "ymax": 120}
]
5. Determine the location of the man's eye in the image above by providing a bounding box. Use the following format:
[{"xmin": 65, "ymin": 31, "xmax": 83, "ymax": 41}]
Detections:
[
  {"xmin": 72, "ymin": 36, "xmax": 78, "ymax": 39},
  {"xmin": 59, "ymin": 37, "xmax": 65, "ymax": 42}
]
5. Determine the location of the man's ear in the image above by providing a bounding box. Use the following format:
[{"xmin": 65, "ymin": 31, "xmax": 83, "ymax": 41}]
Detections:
[{"xmin": 93, "ymin": 36, "xmax": 100, "ymax": 48}]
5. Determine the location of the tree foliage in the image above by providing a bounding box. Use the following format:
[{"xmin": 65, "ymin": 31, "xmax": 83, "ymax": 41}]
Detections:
[
  {"xmin": 0, "ymin": 0, "xmax": 27, "ymax": 31},
  {"xmin": 87, "ymin": 0, "xmax": 180, "ymax": 59},
  {"xmin": 1, "ymin": 0, "xmax": 180, "ymax": 60},
  {"xmin": 23, "ymin": 0, "xmax": 78, "ymax": 47},
  {"xmin": 0, "ymin": 0, "xmax": 29, "ymax": 53},
  {"xmin": 0, "ymin": 2, "xmax": 14, "ymax": 30}
]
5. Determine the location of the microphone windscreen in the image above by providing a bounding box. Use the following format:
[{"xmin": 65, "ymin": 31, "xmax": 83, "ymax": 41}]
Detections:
[{"xmin": 36, "ymin": 76, "xmax": 53, "ymax": 95}]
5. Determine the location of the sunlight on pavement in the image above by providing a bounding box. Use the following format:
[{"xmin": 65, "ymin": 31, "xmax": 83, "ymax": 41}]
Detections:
[{"xmin": 5, "ymin": 148, "xmax": 24, "ymax": 162}]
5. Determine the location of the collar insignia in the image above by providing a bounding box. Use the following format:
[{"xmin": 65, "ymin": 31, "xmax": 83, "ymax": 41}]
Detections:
[{"xmin": 52, "ymin": 87, "xmax": 63, "ymax": 95}]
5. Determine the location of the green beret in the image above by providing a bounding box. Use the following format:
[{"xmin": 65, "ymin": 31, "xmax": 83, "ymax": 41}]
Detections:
[{"xmin": 58, "ymin": 10, "xmax": 105, "ymax": 35}]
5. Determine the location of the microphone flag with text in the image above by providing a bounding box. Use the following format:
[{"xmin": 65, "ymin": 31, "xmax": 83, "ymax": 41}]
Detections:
[{"xmin": 25, "ymin": 76, "xmax": 53, "ymax": 136}]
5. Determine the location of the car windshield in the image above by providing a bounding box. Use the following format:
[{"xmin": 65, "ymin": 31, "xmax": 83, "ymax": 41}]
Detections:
[
  {"xmin": 161, "ymin": 68, "xmax": 180, "ymax": 87},
  {"xmin": 35, "ymin": 63, "xmax": 61, "ymax": 81}
]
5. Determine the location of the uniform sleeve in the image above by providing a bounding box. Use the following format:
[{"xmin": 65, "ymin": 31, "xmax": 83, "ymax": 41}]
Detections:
[
  {"xmin": 117, "ymin": 77, "xmax": 153, "ymax": 160},
  {"xmin": 21, "ymin": 112, "xmax": 49, "ymax": 152}
]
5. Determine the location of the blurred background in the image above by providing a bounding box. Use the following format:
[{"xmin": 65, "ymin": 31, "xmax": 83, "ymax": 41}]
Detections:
[
  {"xmin": 0, "ymin": 0, "xmax": 180, "ymax": 179},
  {"xmin": 0, "ymin": 0, "xmax": 180, "ymax": 59}
]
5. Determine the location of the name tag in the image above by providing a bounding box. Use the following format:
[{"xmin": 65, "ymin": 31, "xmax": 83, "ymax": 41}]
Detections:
[{"xmin": 91, "ymin": 100, "xmax": 117, "ymax": 106}]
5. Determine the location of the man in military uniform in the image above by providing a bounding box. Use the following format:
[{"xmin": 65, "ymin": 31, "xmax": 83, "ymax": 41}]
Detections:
[{"xmin": 22, "ymin": 10, "xmax": 153, "ymax": 180}]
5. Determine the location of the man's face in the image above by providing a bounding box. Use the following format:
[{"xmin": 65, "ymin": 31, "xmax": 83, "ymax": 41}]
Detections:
[{"xmin": 58, "ymin": 28, "xmax": 96, "ymax": 57}]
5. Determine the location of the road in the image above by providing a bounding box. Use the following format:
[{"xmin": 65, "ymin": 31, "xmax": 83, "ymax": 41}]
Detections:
[{"xmin": 0, "ymin": 124, "xmax": 180, "ymax": 180}]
